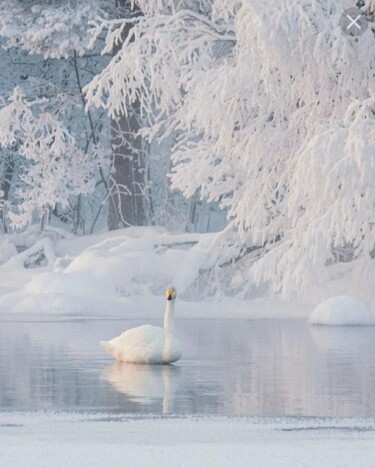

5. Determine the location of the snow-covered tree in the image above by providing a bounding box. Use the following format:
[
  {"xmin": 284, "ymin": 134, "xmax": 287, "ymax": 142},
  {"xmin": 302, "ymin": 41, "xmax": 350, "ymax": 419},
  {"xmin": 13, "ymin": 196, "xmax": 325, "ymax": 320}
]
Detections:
[
  {"xmin": 0, "ymin": 0, "xmax": 112, "ymax": 233},
  {"xmin": 0, "ymin": 0, "xmax": 108, "ymax": 59},
  {"xmin": 0, "ymin": 0, "xmax": 213, "ymax": 234},
  {"xmin": 86, "ymin": 0, "xmax": 375, "ymax": 297},
  {"xmin": 0, "ymin": 88, "xmax": 98, "ymax": 229}
]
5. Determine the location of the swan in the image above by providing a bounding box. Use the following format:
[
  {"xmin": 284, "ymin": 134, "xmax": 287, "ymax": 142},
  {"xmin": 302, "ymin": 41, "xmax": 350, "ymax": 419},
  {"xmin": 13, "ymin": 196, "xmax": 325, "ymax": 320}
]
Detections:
[{"xmin": 100, "ymin": 286, "xmax": 182, "ymax": 364}]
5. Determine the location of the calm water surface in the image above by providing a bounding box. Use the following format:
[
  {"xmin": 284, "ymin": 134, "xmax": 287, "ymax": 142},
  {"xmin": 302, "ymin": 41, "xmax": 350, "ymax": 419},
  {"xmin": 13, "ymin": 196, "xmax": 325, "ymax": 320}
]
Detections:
[{"xmin": 1, "ymin": 317, "xmax": 375, "ymax": 417}]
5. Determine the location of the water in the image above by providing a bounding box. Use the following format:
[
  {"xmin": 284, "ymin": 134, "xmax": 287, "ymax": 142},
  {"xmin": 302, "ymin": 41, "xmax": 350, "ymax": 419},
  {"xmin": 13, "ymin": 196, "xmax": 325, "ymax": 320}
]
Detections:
[{"xmin": 1, "ymin": 317, "xmax": 375, "ymax": 417}]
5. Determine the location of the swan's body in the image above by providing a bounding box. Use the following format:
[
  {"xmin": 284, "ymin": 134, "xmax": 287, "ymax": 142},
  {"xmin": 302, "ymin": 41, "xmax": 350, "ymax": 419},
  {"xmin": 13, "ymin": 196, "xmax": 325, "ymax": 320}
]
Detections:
[{"xmin": 100, "ymin": 286, "xmax": 182, "ymax": 364}]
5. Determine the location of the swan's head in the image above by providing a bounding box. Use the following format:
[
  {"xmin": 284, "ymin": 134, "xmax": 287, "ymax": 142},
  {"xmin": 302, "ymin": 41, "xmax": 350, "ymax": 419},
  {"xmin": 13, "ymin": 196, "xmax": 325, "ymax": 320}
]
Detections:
[{"xmin": 165, "ymin": 286, "xmax": 177, "ymax": 301}]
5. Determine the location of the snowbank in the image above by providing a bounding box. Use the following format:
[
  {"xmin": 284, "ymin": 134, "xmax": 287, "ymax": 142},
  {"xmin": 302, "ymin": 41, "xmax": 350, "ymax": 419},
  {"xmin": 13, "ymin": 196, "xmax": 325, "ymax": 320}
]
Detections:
[
  {"xmin": 27, "ymin": 227, "xmax": 211, "ymax": 297},
  {"xmin": 0, "ymin": 227, "xmax": 215, "ymax": 315},
  {"xmin": 1, "ymin": 412, "xmax": 375, "ymax": 468},
  {"xmin": 0, "ymin": 226, "xmax": 374, "ymax": 319},
  {"xmin": 1, "ymin": 226, "xmax": 310, "ymax": 318},
  {"xmin": 308, "ymin": 295, "xmax": 375, "ymax": 326}
]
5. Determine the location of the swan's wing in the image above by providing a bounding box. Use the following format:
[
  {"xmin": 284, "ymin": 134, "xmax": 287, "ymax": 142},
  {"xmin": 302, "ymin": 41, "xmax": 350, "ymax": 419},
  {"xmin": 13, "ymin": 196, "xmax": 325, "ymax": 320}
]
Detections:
[{"xmin": 101, "ymin": 324, "xmax": 165, "ymax": 363}]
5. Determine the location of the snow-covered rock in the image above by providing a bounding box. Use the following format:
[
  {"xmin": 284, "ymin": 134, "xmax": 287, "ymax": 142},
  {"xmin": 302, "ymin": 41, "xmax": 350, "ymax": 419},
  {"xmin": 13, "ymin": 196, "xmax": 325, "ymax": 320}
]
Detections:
[{"xmin": 308, "ymin": 295, "xmax": 375, "ymax": 326}]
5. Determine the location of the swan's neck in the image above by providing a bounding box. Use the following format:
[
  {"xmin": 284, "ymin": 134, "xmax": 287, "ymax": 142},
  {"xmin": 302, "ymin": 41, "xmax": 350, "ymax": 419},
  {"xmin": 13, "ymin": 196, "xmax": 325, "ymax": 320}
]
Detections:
[{"xmin": 163, "ymin": 300, "xmax": 175, "ymax": 336}]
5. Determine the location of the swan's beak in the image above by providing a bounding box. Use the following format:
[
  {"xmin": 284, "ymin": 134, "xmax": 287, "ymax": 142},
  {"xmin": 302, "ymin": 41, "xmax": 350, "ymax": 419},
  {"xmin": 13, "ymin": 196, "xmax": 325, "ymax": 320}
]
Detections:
[{"xmin": 165, "ymin": 286, "xmax": 177, "ymax": 301}]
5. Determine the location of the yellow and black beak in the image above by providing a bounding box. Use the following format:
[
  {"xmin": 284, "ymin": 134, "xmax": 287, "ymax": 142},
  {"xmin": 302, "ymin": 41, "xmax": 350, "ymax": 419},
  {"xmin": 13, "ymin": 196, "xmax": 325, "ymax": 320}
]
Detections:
[{"xmin": 167, "ymin": 294, "xmax": 173, "ymax": 301}]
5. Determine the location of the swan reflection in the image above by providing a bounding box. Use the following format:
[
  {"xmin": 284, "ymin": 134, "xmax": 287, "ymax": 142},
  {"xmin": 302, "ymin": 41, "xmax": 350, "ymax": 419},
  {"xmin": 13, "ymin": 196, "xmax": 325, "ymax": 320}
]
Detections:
[{"xmin": 102, "ymin": 363, "xmax": 181, "ymax": 414}]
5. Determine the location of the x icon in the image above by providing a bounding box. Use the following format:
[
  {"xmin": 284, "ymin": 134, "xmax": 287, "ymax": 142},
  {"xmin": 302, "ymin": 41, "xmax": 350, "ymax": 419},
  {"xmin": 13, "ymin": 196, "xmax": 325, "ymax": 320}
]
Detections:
[
  {"xmin": 340, "ymin": 7, "xmax": 368, "ymax": 36},
  {"xmin": 346, "ymin": 14, "xmax": 362, "ymax": 30}
]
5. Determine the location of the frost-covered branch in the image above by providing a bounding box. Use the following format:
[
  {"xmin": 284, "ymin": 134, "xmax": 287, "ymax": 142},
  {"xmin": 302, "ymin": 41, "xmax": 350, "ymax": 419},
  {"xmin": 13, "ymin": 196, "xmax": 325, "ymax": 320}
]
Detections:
[{"xmin": 0, "ymin": 0, "xmax": 111, "ymax": 59}]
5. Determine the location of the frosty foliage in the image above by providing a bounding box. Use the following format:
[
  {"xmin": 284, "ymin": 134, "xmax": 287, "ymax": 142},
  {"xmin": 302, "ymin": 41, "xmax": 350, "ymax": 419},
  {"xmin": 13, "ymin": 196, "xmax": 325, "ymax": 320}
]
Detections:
[
  {"xmin": 0, "ymin": 1, "xmax": 114, "ymax": 234},
  {"xmin": 0, "ymin": 0, "xmax": 221, "ymax": 243},
  {"xmin": 86, "ymin": 0, "xmax": 375, "ymax": 297},
  {"xmin": 0, "ymin": 88, "xmax": 97, "ymax": 229},
  {"xmin": 0, "ymin": 0, "xmax": 110, "ymax": 59}
]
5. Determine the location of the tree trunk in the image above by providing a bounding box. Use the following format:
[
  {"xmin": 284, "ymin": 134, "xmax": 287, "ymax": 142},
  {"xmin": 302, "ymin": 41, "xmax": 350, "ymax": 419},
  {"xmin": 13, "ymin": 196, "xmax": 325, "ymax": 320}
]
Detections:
[
  {"xmin": 108, "ymin": 0, "xmax": 146, "ymax": 230},
  {"xmin": 0, "ymin": 156, "xmax": 15, "ymax": 234}
]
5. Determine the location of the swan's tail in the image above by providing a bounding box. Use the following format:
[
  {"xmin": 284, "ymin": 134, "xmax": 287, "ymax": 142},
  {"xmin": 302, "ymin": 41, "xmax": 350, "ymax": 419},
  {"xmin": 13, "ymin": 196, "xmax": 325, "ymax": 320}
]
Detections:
[{"xmin": 100, "ymin": 340, "xmax": 114, "ymax": 355}]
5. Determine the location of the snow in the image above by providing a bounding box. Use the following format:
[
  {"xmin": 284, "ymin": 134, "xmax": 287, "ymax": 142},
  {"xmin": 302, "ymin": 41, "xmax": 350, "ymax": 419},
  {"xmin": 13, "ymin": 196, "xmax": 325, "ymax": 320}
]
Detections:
[
  {"xmin": 1, "ymin": 412, "xmax": 375, "ymax": 468},
  {"xmin": 309, "ymin": 295, "xmax": 375, "ymax": 326},
  {"xmin": 0, "ymin": 227, "xmax": 373, "ymax": 321},
  {"xmin": 0, "ymin": 236, "xmax": 17, "ymax": 264}
]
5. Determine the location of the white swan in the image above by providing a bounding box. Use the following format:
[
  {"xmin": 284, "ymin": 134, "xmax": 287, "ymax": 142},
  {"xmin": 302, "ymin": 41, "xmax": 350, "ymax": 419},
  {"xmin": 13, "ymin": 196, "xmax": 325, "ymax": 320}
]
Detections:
[{"xmin": 100, "ymin": 286, "xmax": 182, "ymax": 364}]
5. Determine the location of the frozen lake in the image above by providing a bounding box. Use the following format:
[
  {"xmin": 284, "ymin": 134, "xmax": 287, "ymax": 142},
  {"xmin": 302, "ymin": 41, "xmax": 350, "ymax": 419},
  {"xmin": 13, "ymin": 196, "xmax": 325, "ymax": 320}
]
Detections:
[{"xmin": 1, "ymin": 317, "xmax": 375, "ymax": 417}]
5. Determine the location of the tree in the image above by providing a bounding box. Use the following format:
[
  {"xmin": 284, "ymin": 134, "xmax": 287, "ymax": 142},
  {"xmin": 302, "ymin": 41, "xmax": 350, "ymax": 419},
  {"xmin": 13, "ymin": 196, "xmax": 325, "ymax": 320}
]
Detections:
[
  {"xmin": 0, "ymin": 88, "xmax": 97, "ymax": 230},
  {"xmin": 0, "ymin": 0, "xmax": 110, "ymax": 233},
  {"xmin": 86, "ymin": 0, "xmax": 375, "ymax": 297},
  {"xmin": 108, "ymin": 0, "xmax": 147, "ymax": 229},
  {"xmin": 0, "ymin": 0, "xmax": 224, "ymax": 236}
]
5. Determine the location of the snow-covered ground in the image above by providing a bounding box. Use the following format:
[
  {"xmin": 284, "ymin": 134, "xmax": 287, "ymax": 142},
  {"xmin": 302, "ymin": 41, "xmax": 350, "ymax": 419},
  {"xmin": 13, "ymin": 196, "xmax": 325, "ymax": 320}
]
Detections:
[
  {"xmin": 1, "ymin": 412, "xmax": 375, "ymax": 468},
  {"xmin": 0, "ymin": 227, "xmax": 373, "ymax": 320}
]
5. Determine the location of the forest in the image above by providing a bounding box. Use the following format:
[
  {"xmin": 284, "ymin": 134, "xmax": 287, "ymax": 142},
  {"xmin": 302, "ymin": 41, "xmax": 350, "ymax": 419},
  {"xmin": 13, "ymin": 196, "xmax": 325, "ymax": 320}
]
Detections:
[{"xmin": 0, "ymin": 0, "xmax": 374, "ymax": 302}]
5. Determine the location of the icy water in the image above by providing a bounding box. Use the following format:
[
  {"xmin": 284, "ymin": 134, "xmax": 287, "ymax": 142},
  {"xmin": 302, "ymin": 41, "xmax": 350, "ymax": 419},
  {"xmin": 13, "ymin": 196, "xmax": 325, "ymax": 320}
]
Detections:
[{"xmin": 1, "ymin": 317, "xmax": 375, "ymax": 417}]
